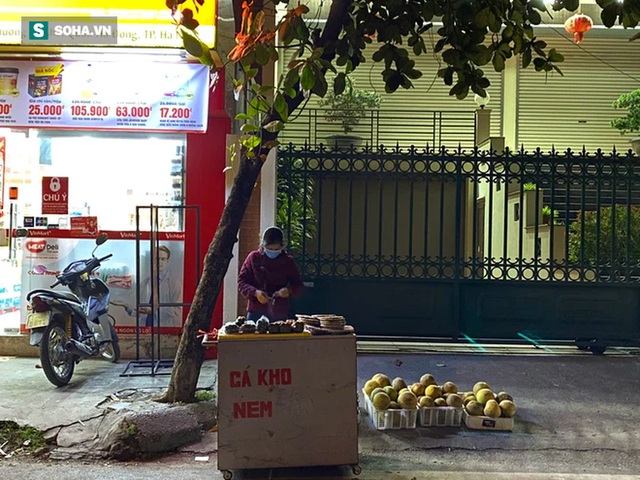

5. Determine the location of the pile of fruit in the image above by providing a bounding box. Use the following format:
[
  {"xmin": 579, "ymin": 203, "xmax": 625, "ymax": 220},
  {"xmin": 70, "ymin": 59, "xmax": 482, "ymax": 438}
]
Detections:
[
  {"xmin": 363, "ymin": 373, "xmax": 465, "ymax": 411},
  {"xmin": 223, "ymin": 316, "xmax": 305, "ymax": 334},
  {"xmin": 363, "ymin": 374, "xmax": 517, "ymax": 418},
  {"xmin": 463, "ymin": 381, "xmax": 517, "ymax": 418}
]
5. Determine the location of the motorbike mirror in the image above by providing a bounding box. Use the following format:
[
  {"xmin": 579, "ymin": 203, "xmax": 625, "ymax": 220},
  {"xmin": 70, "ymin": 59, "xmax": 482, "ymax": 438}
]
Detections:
[
  {"xmin": 14, "ymin": 228, "xmax": 29, "ymax": 238},
  {"xmin": 95, "ymin": 233, "xmax": 108, "ymax": 246}
]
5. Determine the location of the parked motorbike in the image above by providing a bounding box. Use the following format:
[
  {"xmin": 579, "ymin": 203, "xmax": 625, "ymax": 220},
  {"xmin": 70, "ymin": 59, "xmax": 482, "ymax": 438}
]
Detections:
[{"xmin": 24, "ymin": 233, "xmax": 120, "ymax": 387}]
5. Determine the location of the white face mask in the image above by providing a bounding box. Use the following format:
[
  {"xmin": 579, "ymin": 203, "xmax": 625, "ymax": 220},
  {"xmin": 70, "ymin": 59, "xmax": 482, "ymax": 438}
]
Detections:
[{"xmin": 264, "ymin": 248, "xmax": 282, "ymax": 259}]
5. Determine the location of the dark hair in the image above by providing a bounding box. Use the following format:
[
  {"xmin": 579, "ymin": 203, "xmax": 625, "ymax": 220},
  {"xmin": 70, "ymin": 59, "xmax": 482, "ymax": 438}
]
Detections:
[{"xmin": 261, "ymin": 226, "xmax": 284, "ymax": 246}]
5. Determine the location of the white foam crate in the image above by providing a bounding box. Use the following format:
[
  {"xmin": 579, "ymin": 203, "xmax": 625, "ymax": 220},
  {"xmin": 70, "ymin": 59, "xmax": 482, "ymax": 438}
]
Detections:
[
  {"xmin": 462, "ymin": 411, "xmax": 514, "ymax": 431},
  {"xmin": 418, "ymin": 406, "xmax": 463, "ymax": 427},
  {"xmin": 362, "ymin": 389, "xmax": 418, "ymax": 430}
]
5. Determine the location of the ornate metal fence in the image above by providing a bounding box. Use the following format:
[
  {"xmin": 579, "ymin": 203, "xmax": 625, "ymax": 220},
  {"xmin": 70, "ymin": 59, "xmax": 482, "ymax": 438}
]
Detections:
[
  {"xmin": 277, "ymin": 144, "xmax": 640, "ymax": 342},
  {"xmin": 279, "ymin": 108, "xmax": 477, "ymax": 149}
]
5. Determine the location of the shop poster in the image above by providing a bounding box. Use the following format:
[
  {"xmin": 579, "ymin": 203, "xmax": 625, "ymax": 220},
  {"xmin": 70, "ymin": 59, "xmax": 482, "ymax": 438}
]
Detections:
[
  {"xmin": 0, "ymin": 60, "xmax": 209, "ymax": 133},
  {"xmin": 41, "ymin": 176, "xmax": 68, "ymax": 215},
  {"xmin": 0, "ymin": 136, "xmax": 5, "ymax": 211},
  {"xmin": 19, "ymin": 230, "xmax": 186, "ymax": 335}
]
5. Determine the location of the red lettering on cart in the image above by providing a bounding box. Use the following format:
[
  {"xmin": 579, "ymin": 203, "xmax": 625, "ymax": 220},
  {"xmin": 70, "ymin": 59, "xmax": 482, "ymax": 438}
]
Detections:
[
  {"xmin": 233, "ymin": 401, "xmax": 273, "ymax": 419},
  {"xmin": 230, "ymin": 370, "xmax": 251, "ymax": 388},
  {"xmin": 257, "ymin": 368, "xmax": 292, "ymax": 386}
]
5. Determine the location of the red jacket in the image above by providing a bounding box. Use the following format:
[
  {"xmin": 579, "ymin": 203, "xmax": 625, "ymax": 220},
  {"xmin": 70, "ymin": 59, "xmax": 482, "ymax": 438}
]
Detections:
[{"xmin": 237, "ymin": 248, "xmax": 304, "ymax": 320}]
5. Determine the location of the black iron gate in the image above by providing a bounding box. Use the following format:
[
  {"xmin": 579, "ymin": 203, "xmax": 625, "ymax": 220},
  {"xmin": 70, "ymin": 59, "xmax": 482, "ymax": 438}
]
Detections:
[{"xmin": 278, "ymin": 144, "xmax": 640, "ymax": 346}]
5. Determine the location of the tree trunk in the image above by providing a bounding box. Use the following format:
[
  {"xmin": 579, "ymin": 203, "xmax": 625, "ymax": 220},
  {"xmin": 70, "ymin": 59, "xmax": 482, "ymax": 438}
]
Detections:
[{"xmin": 157, "ymin": 151, "xmax": 264, "ymax": 403}]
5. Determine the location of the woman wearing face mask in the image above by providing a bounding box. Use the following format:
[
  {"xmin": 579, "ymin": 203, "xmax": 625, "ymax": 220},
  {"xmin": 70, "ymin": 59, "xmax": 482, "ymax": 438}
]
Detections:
[{"xmin": 238, "ymin": 226, "xmax": 304, "ymax": 321}]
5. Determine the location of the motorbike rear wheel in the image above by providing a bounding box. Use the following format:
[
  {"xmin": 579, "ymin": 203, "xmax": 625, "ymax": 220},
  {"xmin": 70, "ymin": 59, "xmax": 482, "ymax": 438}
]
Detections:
[
  {"xmin": 100, "ymin": 321, "xmax": 120, "ymax": 363},
  {"xmin": 40, "ymin": 320, "xmax": 75, "ymax": 387}
]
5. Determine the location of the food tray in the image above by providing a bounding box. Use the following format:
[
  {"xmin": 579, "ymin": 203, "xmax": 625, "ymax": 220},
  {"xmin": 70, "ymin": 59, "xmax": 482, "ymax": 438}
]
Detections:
[
  {"xmin": 362, "ymin": 389, "xmax": 417, "ymax": 430},
  {"xmin": 462, "ymin": 411, "xmax": 514, "ymax": 431},
  {"xmin": 418, "ymin": 406, "xmax": 463, "ymax": 427}
]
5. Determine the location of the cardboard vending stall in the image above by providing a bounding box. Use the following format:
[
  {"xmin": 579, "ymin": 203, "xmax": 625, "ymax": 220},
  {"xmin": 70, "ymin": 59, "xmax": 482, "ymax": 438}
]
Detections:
[{"xmin": 217, "ymin": 333, "xmax": 360, "ymax": 479}]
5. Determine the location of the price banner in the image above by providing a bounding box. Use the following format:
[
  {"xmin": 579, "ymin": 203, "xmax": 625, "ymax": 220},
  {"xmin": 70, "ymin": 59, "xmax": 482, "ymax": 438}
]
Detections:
[{"xmin": 0, "ymin": 60, "xmax": 209, "ymax": 133}]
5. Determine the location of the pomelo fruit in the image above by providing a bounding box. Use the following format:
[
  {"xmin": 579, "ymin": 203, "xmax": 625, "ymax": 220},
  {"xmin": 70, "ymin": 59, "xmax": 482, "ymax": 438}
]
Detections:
[
  {"xmin": 392, "ymin": 377, "xmax": 407, "ymax": 392},
  {"xmin": 389, "ymin": 401, "xmax": 400, "ymax": 410},
  {"xmin": 419, "ymin": 396, "xmax": 435, "ymax": 407},
  {"xmin": 419, "ymin": 374, "xmax": 437, "ymax": 387},
  {"xmin": 425, "ymin": 385, "xmax": 443, "ymax": 399},
  {"xmin": 476, "ymin": 388, "xmax": 495, "ymax": 405},
  {"xmin": 446, "ymin": 393, "xmax": 463, "ymax": 408},
  {"xmin": 473, "ymin": 381, "xmax": 491, "ymax": 395},
  {"xmin": 370, "ymin": 387, "xmax": 386, "ymax": 399},
  {"xmin": 499, "ymin": 400, "xmax": 517, "ymax": 417},
  {"xmin": 434, "ymin": 397, "xmax": 447, "ymax": 406},
  {"xmin": 496, "ymin": 391, "xmax": 514, "ymax": 403},
  {"xmin": 372, "ymin": 373, "xmax": 391, "ymax": 388},
  {"xmin": 484, "ymin": 399, "xmax": 501, "ymax": 418},
  {"xmin": 463, "ymin": 395, "xmax": 476, "ymax": 406},
  {"xmin": 442, "ymin": 381, "xmax": 458, "ymax": 394},
  {"xmin": 364, "ymin": 379, "xmax": 380, "ymax": 396},
  {"xmin": 383, "ymin": 386, "xmax": 398, "ymax": 401},
  {"xmin": 397, "ymin": 391, "xmax": 418, "ymax": 409},
  {"xmin": 372, "ymin": 391, "xmax": 391, "ymax": 410},
  {"xmin": 410, "ymin": 382, "xmax": 426, "ymax": 396},
  {"xmin": 465, "ymin": 400, "xmax": 484, "ymax": 416}
]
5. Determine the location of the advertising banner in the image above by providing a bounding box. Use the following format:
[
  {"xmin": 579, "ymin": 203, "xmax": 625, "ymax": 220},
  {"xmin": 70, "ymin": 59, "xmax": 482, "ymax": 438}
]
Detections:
[
  {"xmin": 0, "ymin": 60, "xmax": 209, "ymax": 133},
  {"xmin": 0, "ymin": 0, "xmax": 216, "ymax": 48},
  {"xmin": 20, "ymin": 230, "xmax": 186, "ymax": 335},
  {"xmin": 0, "ymin": 136, "xmax": 5, "ymax": 211},
  {"xmin": 41, "ymin": 176, "xmax": 69, "ymax": 214}
]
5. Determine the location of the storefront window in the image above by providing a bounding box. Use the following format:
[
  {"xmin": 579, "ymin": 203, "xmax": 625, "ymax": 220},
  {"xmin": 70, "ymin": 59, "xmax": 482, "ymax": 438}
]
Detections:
[
  {"xmin": 0, "ymin": 129, "xmax": 186, "ymax": 334},
  {"xmin": 1, "ymin": 129, "xmax": 185, "ymax": 232}
]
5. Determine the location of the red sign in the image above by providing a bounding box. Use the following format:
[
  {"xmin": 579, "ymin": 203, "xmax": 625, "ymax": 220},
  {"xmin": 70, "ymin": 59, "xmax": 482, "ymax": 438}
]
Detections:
[
  {"xmin": 70, "ymin": 216, "xmax": 98, "ymax": 235},
  {"xmin": 42, "ymin": 176, "xmax": 68, "ymax": 215},
  {"xmin": 25, "ymin": 239, "xmax": 47, "ymax": 254}
]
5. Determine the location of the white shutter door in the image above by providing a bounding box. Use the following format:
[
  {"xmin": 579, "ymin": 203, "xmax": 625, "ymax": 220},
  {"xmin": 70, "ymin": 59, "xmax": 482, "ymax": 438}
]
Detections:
[{"xmin": 517, "ymin": 32, "xmax": 640, "ymax": 153}]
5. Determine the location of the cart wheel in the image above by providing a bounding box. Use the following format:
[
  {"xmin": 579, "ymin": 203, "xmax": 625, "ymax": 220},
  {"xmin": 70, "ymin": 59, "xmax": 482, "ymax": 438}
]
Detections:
[
  {"xmin": 222, "ymin": 470, "xmax": 233, "ymax": 480},
  {"xmin": 589, "ymin": 345, "xmax": 606, "ymax": 355},
  {"xmin": 352, "ymin": 465, "xmax": 362, "ymax": 475}
]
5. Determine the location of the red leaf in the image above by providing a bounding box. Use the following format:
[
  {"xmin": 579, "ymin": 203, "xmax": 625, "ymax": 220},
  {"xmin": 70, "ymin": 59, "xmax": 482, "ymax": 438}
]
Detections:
[{"xmin": 195, "ymin": 0, "xmax": 205, "ymax": 5}]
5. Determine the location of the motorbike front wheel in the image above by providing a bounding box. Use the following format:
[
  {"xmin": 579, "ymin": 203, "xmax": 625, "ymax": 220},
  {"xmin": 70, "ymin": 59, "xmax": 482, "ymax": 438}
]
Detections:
[
  {"xmin": 100, "ymin": 321, "xmax": 120, "ymax": 363},
  {"xmin": 40, "ymin": 320, "xmax": 75, "ymax": 387}
]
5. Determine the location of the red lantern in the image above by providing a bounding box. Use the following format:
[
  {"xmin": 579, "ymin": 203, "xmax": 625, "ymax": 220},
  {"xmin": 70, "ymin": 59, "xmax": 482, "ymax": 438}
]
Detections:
[{"xmin": 564, "ymin": 14, "xmax": 593, "ymax": 43}]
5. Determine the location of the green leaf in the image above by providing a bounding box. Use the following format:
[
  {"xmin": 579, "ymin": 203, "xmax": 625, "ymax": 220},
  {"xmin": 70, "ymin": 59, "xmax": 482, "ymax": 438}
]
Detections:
[
  {"xmin": 522, "ymin": 48, "xmax": 532, "ymax": 69},
  {"xmin": 334, "ymin": 73, "xmax": 346, "ymax": 95},
  {"xmin": 601, "ymin": 3, "xmax": 619, "ymax": 28},
  {"xmin": 242, "ymin": 135, "xmax": 261, "ymax": 149},
  {"xmin": 547, "ymin": 48, "xmax": 565, "ymax": 63},
  {"xmin": 263, "ymin": 140, "xmax": 280, "ymax": 150},
  {"xmin": 255, "ymin": 44, "xmax": 270, "ymax": 66},
  {"xmin": 300, "ymin": 64, "xmax": 315, "ymax": 91},
  {"xmin": 264, "ymin": 120, "xmax": 285, "ymax": 132},
  {"xmin": 235, "ymin": 113, "xmax": 253, "ymax": 120},
  {"xmin": 274, "ymin": 93, "xmax": 288, "ymax": 122},
  {"xmin": 312, "ymin": 74, "xmax": 328, "ymax": 97},
  {"xmin": 240, "ymin": 123, "xmax": 260, "ymax": 133},
  {"xmin": 492, "ymin": 52, "xmax": 506, "ymax": 72},
  {"xmin": 180, "ymin": 28, "xmax": 204, "ymax": 57}
]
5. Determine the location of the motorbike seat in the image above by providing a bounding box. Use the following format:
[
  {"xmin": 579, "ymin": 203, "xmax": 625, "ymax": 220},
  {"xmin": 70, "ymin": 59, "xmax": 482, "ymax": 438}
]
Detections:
[{"xmin": 28, "ymin": 289, "xmax": 81, "ymax": 304}]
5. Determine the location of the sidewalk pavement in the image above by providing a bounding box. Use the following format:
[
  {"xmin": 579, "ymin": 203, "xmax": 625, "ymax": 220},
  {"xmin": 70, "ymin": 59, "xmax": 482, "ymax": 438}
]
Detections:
[{"xmin": 1, "ymin": 346, "xmax": 640, "ymax": 478}]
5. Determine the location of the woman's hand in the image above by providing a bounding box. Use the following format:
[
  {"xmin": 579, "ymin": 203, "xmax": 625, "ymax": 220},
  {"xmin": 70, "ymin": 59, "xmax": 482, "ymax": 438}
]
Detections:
[
  {"xmin": 255, "ymin": 290, "xmax": 270, "ymax": 304},
  {"xmin": 274, "ymin": 287, "xmax": 290, "ymax": 299}
]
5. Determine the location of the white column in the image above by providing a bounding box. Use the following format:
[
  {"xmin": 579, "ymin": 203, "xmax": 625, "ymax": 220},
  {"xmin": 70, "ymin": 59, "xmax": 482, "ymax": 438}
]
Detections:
[
  {"xmin": 260, "ymin": 147, "xmax": 277, "ymax": 232},
  {"xmin": 502, "ymin": 57, "xmax": 519, "ymax": 150},
  {"xmin": 222, "ymin": 135, "xmax": 240, "ymax": 324}
]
